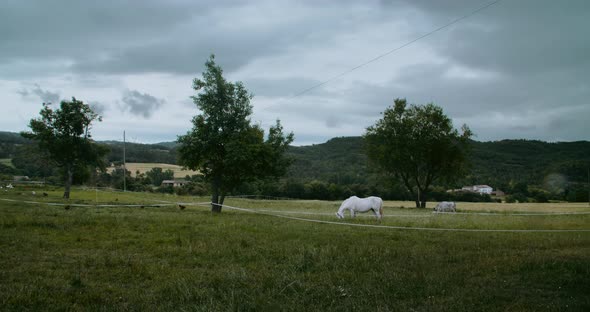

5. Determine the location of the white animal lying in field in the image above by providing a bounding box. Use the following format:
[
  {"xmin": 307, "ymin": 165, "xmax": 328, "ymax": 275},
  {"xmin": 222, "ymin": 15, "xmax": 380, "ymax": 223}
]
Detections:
[
  {"xmin": 336, "ymin": 196, "xmax": 383, "ymax": 220},
  {"xmin": 434, "ymin": 201, "xmax": 456, "ymax": 212},
  {"xmin": 6, "ymin": 184, "xmax": 13, "ymax": 189}
]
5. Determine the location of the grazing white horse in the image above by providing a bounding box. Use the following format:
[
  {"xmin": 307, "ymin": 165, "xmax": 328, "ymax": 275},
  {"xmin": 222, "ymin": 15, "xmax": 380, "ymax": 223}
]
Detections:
[
  {"xmin": 434, "ymin": 201, "xmax": 456, "ymax": 212},
  {"xmin": 336, "ymin": 196, "xmax": 383, "ymax": 220}
]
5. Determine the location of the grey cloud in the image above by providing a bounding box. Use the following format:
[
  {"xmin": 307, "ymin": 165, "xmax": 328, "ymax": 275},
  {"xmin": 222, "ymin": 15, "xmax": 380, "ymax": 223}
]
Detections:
[
  {"xmin": 89, "ymin": 101, "xmax": 107, "ymax": 116},
  {"xmin": 181, "ymin": 97, "xmax": 195, "ymax": 108},
  {"xmin": 120, "ymin": 90, "xmax": 164, "ymax": 118},
  {"xmin": 0, "ymin": 1, "xmax": 399, "ymax": 77},
  {"xmin": 0, "ymin": 1, "xmax": 199, "ymax": 61},
  {"xmin": 405, "ymin": 0, "xmax": 590, "ymax": 76},
  {"xmin": 17, "ymin": 84, "xmax": 60, "ymax": 104},
  {"xmin": 510, "ymin": 125, "xmax": 537, "ymax": 132},
  {"xmin": 244, "ymin": 77, "xmax": 322, "ymax": 98},
  {"xmin": 325, "ymin": 116, "xmax": 342, "ymax": 129}
]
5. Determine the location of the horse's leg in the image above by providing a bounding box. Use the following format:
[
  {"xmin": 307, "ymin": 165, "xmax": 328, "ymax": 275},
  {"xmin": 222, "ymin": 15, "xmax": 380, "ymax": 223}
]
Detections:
[
  {"xmin": 349, "ymin": 209, "xmax": 356, "ymax": 218},
  {"xmin": 376, "ymin": 209, "xmax": 382, "ymax": 220}
]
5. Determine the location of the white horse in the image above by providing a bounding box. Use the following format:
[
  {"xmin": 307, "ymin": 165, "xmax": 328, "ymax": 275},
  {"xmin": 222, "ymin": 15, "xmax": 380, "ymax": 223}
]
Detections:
[
  {"xmin": 434, "ymin": 201, "xmax": 456, "ymax": 212},
  {"xmin": 336, "ymin": 196, "xmax": 383, "ymax": 220}
]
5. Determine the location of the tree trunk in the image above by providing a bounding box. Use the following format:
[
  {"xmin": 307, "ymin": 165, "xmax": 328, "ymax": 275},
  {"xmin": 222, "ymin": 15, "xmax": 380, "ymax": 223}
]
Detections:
[
  {"xmin": 211, "ymin": 193, "xmax": 221, "ymax": 213},
  {"xmin": 63, "ymin": 165, "xmax": 73, "ymax": 199},
  {"xmin": 421, "ymin": 186, "xmax": 429, "ymax": 208},
  {"xmin": 211, "ymin": 178, "xmax": 222, "ymax": 213},
  {"xmin": 416, "ymin": 187, "xmax": 427, "ymax": 208}
]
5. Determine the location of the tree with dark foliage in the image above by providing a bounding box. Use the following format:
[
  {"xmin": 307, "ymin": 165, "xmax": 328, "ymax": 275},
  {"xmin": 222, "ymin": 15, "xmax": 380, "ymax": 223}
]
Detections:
[
  {"xmin": 365, "ymin": 98, "xmax": 472, "ymax": 208},
  {"xmin": 178, "ymin": 55, "xmax": 294, "ymax": 213},
  {"xmin": 22, "ymin": 98, "xmax": 109, "ymax": 199}
]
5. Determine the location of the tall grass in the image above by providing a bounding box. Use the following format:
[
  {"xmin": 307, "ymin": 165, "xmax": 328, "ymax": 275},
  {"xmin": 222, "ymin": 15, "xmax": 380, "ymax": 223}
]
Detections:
[{"xmin": 1, "ymin": 188, "xmax": 589, "ymax": 311}]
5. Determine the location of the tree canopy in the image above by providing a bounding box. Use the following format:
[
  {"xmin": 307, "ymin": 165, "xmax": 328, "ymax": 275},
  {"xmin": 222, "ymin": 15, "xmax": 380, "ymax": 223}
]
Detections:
[
  {"xmin": 22, "ymin": 98, "xmax": 109, "ymax": 198},
  {"xmin": 364, "ymin": 98, "xmax": 472, "ymax": 207},
  {"xmin": 177, "ymin": 55, "xmax": 294, "ymax": 212}
]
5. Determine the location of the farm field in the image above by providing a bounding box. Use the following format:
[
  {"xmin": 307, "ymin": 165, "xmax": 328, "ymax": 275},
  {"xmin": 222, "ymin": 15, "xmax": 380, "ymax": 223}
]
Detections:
[
  {"xmin": 106, "ymin": 162, "xmax": 199, "ymax": 179},
  {"xmin": 1, "ymin": 186, "xmax": 589, "ymax": 311}
]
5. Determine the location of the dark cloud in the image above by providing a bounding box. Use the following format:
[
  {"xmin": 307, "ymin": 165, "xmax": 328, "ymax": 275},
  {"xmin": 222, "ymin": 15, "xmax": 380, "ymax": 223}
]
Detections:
[
  {"xmin": 120, "ymin": 90, "xmax": 164, "ymax": 118},
  {"xmin": 17, "ymin": 84, "xmax": 60, "ymax": 104}
]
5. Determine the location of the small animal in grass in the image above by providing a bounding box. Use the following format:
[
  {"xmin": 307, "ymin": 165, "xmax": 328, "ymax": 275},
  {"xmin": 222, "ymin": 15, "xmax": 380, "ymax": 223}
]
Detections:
[
  {"xmin": 64, "ymin": 205, "xmax": 71, "ymax": 210},
  {"xmin": 43, "ymin": 192, "xmax": 48, "ymax": 197},
  {"xmin": 179, "ymin": 204, "xmax": 186, "ymax": 210}
]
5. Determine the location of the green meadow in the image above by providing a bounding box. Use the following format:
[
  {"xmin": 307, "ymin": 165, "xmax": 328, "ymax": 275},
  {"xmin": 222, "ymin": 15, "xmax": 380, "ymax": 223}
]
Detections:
[{"xmin": 1, "ymin": 186, "xmax": 589, "ymax": 311}]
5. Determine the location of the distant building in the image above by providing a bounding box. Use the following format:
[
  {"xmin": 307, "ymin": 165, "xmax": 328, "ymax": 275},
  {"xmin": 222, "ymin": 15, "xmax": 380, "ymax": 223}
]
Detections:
[
  {"xmin": 161, "ymin": 180, "xmax": 187, "ymax": 187},
  {"xmin": 491, "ymin": 190, "xmax": 505, "ymax": 197},
  {"xmin": 13, "ymin": 176, "xmax": 30, "ymax": 181},
  {"xmin": 461, "ymin": 185, "xmax": 493, "ymax": 194}
]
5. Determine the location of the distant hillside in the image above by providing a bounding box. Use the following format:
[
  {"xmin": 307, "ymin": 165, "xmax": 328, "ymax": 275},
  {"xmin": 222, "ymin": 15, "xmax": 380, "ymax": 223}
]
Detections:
[
  {"xmin": 467, "ymin": 140, "xmax": 590, "ymax": 190},
  {"xmin": 0, "ymin": 131, "xmax": 30, "ymax": 159},
  {"xmin": 286, "ymin": 136, "xmax": 590, "ymax": 192},
  {"xmin": 287, "ymin": 137, "xmax": 368, "ymax": 184},
  {"xmin": 1, "ymin": 131, "xmax": 588, "ymax": 195},
  {"xmin": 0, "ymin": 131, "xmax": 30, "ymax": 144},
  {"xmin": 102, "ymin": 141, "xmax": 177, "ymax": 165}
]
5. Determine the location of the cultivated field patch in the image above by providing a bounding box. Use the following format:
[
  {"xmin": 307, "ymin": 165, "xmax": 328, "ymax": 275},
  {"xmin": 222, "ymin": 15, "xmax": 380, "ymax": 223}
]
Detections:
[{"xmin": 106, "ymin": 162, "xmax": 199, "ymax": 178}]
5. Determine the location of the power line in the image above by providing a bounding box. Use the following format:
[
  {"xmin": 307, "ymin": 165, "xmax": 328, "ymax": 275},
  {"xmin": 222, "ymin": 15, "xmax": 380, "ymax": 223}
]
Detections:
[{"xmin": 290, "ymin": 0, "xmax": 503, "ymax": 99}]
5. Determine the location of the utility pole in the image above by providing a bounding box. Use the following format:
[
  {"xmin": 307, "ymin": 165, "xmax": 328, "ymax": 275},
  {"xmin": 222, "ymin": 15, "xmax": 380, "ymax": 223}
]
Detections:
[{"xmin": 123, "ymin": 130, "xmax": 126, "ymax": 192}]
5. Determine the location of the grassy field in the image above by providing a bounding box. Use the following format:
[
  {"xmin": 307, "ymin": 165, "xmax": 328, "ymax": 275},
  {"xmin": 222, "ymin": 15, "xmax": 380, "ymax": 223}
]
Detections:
[
  {"xmin": 107, "ymin": 162, "xmax": 199, "ymax": 179},
  {"xmin": 1, "ymin": 186, "xmax": 589, "ymax": 311}
]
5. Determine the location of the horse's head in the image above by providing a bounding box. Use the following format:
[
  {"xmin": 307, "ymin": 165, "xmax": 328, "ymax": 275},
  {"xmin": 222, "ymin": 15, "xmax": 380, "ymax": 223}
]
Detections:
[{"xmin": 335, "ymin": 212, "xmax": 344, "ymax": 219}]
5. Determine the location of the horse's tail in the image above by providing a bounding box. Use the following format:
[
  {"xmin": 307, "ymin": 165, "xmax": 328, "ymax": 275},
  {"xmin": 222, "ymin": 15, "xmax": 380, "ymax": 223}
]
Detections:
[{"xmin": 379, "ymin": 200, "xmax": 384, "ymax": 219}]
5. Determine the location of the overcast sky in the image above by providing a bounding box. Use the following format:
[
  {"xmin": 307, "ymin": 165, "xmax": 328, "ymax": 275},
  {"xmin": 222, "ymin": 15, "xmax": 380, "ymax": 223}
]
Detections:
[{"xmin": 1, "ymin": 0, "xmax": 588, "ymax": 145}]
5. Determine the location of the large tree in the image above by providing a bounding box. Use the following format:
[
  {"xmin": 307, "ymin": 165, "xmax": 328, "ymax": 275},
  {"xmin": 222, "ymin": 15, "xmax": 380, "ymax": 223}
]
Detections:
[
  {"xmin": 22, "ymin": 98, "xmax": 109, "ymax": 198},
  {"xmin": 364, "ymin": 98, "xmax": 472, "ymax": 208},
  {"xmin": 178, "ymin": 55, "xmax": 294, "ymax": 213}
]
